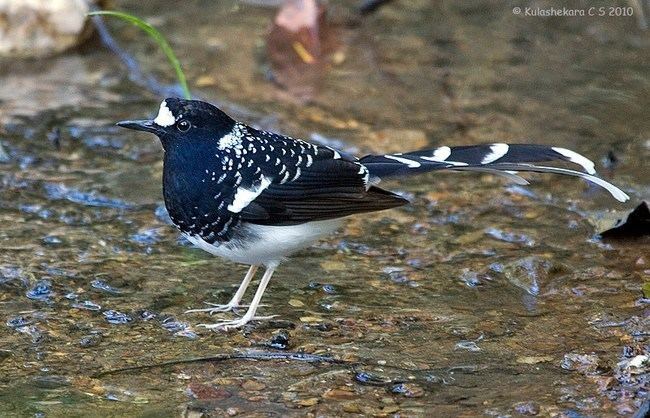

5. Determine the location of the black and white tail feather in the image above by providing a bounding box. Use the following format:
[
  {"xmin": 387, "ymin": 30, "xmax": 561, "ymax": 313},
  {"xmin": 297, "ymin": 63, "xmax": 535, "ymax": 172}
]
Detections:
[{"xmin": 360, "ymin": 143, "xmax": 629, "ymax": 202}]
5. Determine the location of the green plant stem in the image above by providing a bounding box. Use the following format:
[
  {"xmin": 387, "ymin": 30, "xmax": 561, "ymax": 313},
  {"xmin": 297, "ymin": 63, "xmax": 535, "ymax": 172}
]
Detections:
[{"xmin": 88, "ymin": 10, "xmax": 191, "ymax": 99}]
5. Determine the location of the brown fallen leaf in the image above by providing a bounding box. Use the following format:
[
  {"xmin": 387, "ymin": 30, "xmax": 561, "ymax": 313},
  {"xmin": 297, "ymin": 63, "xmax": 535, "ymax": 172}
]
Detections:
[{"xmin": 267, "ymin": 0, "xmax": 339, "ymax": 101}]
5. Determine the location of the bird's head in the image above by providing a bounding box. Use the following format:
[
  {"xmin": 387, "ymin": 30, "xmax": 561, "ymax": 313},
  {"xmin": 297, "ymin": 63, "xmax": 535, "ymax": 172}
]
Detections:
[{"xmin": 117, "ymin": 98, "xmax": 235, "ymax": 150}]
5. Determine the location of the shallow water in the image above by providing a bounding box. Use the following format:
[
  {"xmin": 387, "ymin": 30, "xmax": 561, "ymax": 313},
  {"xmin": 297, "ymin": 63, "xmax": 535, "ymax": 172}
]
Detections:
[{"xmin": 0, "ymin": 0, "xmax": 648, "ymax": 416}]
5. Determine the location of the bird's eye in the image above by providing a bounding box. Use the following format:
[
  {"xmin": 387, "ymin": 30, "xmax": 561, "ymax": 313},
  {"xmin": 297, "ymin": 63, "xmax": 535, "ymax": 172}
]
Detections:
[{"xmin": 177, "ymin": 119, "xmax": 191, "ymax": 132}]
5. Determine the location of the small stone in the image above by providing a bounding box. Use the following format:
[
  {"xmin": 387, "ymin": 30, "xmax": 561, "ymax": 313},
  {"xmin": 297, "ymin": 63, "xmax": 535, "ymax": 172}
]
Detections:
[
  {"xmin": 342, "ymin": 403, "xmax": 362, "ymax": 413},
  {"xmin": 381, "ymin": 405, "xmax": 400, "ymax": 414},
  {"xmin": 320, "ymin": 260, "xmax": 346, "ymax": 271},
  {"xmin": 241, "ymin": 380, "xmax": 266, "ymax": 391},
  {"xmin": 0, "ymin": 0, "xmax": 94, "ymax": 58},
  {"xmin": 300, "ymin": 316, "xmax": 323, "ymax": 323},
  {"xmin": 187, "ymin": 383, "xmax": 231, "ymax": 400},
  {"xmin": 288, "ymin": 299, "xmax": 304, "ymax": 307},
  {"xmin": 79, "ymin": 334, "xmax": 102, "ymax": 348},
  {"xmin": 268, "ymin": 331, "xmax": 290, "ymax": 350},
  {"xmin": 322, "ymin": 388, "xmax": 356, "ymax": 400},
  {"xmin": 516, "ymin": 356, "xmax": 554, "ymax": 364},
  {"xmin": 627, "ymin": 354, "xmax": 648, "ymax": 370},
  {"xmin": 296, "ymin": 397, "xmax": 319, "ymax": 407},
  {"xmin": 595, "ymin": 376, "xmax": 616, "ymax": 391},
  {"xmin": 226, "ymin": 407, "xmax": 238, "ymax": 416},
  {"xmin": 561, "ymin": 353, "xmax": 600, "ymax": 374},
  {"xmin": 513, "ymin": 401, "xmax": 540, "ymax": 415},
  {"xmin": 390, "ymin": 382, "xmax": 424, "ymax": 398}
]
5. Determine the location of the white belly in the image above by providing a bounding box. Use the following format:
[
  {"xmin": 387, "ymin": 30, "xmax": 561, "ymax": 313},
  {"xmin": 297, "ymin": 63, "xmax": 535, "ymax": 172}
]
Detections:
[{"xmin": 184, "ymin": 219, "xmax": 343, "ymax": 267}]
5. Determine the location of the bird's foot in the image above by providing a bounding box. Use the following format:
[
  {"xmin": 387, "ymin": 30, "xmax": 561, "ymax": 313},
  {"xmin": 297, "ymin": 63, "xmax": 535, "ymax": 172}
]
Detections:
[
  {"xmin": 197, "ymin": 314, "xmax": 278, "ymax": 331},
  {"xmin": 185, "ymin": 302, "xmax": 268, "ymax": 315},
  {"xmin": 185, "ymin": 301, "xmax": 247, "ymax": 315}
]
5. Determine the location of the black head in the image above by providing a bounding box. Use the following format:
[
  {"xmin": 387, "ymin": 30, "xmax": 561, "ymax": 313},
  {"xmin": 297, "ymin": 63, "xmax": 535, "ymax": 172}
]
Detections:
[{"xmin": 117, "ymin": 98, "xmax": 235, "ymax": 149}]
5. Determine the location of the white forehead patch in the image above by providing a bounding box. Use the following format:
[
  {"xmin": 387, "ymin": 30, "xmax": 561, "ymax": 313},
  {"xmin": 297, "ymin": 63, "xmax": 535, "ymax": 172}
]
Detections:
[{"xmin": 153, "ymin": 100, "xmax": 176, "ymax": 127}]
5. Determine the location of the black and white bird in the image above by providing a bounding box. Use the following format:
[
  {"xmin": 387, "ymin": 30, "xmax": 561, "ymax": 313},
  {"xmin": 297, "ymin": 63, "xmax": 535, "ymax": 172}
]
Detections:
[{"xmin": 118, "ymin": 98, "xmax": 629, "ymax": 330}]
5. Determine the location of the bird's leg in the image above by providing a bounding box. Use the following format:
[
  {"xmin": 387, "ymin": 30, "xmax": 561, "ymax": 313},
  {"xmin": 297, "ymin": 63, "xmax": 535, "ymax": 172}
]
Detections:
[
  {"xmin": 198, "ymin": 264, "xmax": 277, "ymax": 330},
  {"xmin": 185, "ymin": 265, "xmax": 258, "ymax": 314}
]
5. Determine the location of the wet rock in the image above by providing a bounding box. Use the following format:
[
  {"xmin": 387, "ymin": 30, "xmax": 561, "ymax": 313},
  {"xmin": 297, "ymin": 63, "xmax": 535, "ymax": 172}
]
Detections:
[
  {"xmin": 516, "ymin": 356, "xmax": 554, "ymax": 364},
  {"xmin": 288, "ymin": 298, "xmax": 304, "ymax": 307},
  {"xmin": 90, "ymin": 279, "xmax": 122, "ymax": 294},
  {"xmin": 455, "ymin": 341, "xmax": 481, "ymax": 352},
  {"xmin": 624, "ymin": 354, "xmax": 648, "ymax": 373},
  {"xmin": 561, "ymin": 353, "xmax": 601, "ymax": 374},
  {"xmin": 160, "ymin": 317, "xmax": 197, "ymax": 338},
  {"xmin": 71, "ymin": 300, "xmax": 102, "ymax": 311},
  {"xmin": 79, "ymin": 334, "xmax": 102, "ymax": 348},
  {"xmin": 322, "ymin": 387, "xmax": 357, "ymax": 400},
  {"xmin": 501, "ymin": 256, "xmax": 552, "ymax": 296},
  {"xmin": 26, "ymin": 279, "xmax": 54, "ymax": 302},
  {"xmin": 0, "ymin": 266, "xmax": 28, "ymax": 287},
  {"xmin": 296, "ymin": 397, "xmax": 319, "ymax": 407},
  {"xmin": 390, "ymin": 382, "xmax": 424, "ymax": 398},
  {"xmin": 44, "ymin": 183, "xmax": 133, "ymax": 209},
  {"xmin": 383, "ymin": 266, "xmax": 418, "ymax": 287},
  {"xmin": 6, "ymin": 316, "xmax": 31, "ymax": 328},
  {"xmin": 485, "ymin": 227, "xmax": 535, "ymax": 246},
  {"xmin": 187, "ymin": 383, "xmax": 232, "ymax": 400},
  {"xmin": 513, "ymin": 401, "xmax": 540, "ymax": 415},
  {"xmin": 130, "ymin": 228, "xmax": 162, "ymax": 246},
  {"xmin": 355, "ymin": 371, "xmax": 391, "ymax": 386},
  {"xmin": 268, "ymin": 330, "xmax": 290, "ymax": 349},
  {"xmin": 459, "ymin": 270, "xmax": 485, "ymax": 288},
  {"xmin": 41, "ymin": 235, "xmax": 63, "ymax": 246},
  {"xmin": 139, "ymin": 310, "xmax": 157, "ymax": 321},
  {"xmin": 15, "ymin": 325, "xmax": 43, "ymax": 343},
  {"xmin": 102, "ymin": 310, "xmax": 133, "ymax": 325},
  {"xmin": 0, "ymin": 0, "xmax": 93, "ymax": 58},
  {"xmin": 241, "ymin": 380, "xmax": 266, "ymax": 391}
]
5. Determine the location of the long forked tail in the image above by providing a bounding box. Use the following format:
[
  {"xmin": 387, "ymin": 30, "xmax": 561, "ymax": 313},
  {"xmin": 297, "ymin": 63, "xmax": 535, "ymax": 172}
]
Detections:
[{"xmin": 358, "ymin": 143, "xmax": 630, "ymax": 202}]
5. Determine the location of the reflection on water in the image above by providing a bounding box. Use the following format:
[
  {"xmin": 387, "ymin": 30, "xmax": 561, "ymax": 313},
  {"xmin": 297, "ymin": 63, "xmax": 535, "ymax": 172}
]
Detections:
[{"xmin": 0, "ymin": 0, "xmax": 648, "ymax": 416}]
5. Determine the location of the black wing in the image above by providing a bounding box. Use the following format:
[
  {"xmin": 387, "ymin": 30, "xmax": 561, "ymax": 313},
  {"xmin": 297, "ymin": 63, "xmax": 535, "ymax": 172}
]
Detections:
[{"xmin": 238, "ymin": 130, "xmax": 407, "ymax": 225}]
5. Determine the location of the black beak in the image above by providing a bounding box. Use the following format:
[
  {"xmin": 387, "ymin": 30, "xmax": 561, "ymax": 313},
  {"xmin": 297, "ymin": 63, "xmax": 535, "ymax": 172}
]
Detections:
[{"xmin": 116, "ymin": 119, "xmax": 159, "ymax": 134}]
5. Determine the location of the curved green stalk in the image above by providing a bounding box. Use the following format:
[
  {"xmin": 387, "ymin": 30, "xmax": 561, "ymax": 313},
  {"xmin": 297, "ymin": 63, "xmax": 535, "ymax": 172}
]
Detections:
[{"xmin": 88, "ymin": 10, "xmax": 191, "ymax": 99}]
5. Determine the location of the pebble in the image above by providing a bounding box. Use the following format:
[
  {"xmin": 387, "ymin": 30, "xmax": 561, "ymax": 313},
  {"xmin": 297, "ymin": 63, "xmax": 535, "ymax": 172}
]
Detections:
[
  {"xmin": 102, "ymin": 310, "xmax": 133, "ymax": 325},
  {"xmin": 288, "ymin": 299, "xmax": 304, "ymax": 307},
  {"xmin": 322, "ymin": 388, "xmax": 357, "ymax": 400},
  {"xmin": 390, "ymin": 382, "xmax": 424, "ymax": 398},
  {"xmin": 296, "ymin": 397, "xmax": 319, "ymax": 407},
  {"xmin": 79, "ymin": 334, "xmax": 102, "ymax": 348},
  {"xmin": 561, "ymin": 353, "xmax": 600, "ymax": 374},
  {"xmin": 627, "ymin": 354, "xmax": 648, "ymax": 370},
  {"xmin": 513, "ymin": 401, "xmax": 540, "ymax": 415},
  {"xmin": 241, "ymin": 380, "xmax": 266, "ymax": 391},
  {"xmin": 187, "ymin": 383, "xmax": 231, "ymax": 400},
  {"xmin": 516, "ymin": 356, "xmax": 554, "ymax": 364},
  {"xmin": 268, "ymin": 331, "xmax": 290, "ymax": 350}
]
